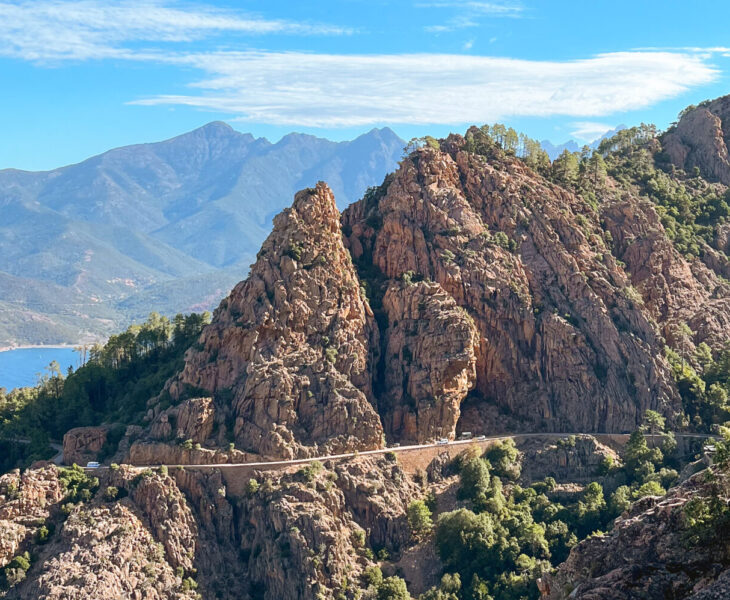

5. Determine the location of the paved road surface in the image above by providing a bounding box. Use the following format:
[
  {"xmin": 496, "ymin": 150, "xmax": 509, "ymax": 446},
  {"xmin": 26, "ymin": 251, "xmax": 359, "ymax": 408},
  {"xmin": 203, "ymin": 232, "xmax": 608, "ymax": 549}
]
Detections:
[
  {"xmin": 5, "ymin": 437, "xmax": 64, "ymax": 465},
  {"xmin": 79, "ymin": 431, "xmax": 718, "ymax": 472}
]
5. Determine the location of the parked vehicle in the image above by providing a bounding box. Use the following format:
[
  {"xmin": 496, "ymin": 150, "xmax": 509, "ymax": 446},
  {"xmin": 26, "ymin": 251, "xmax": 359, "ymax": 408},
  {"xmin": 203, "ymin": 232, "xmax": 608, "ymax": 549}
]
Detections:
[
  {"xmin": 85, "ymin": 461, "xmax": 100, "ymax": 469},
  {"xmin": 459, "ymin": 431, "xmax": 473, "ymax": 440},
  {"xmin": 476, "ymin": 435, "xmax": 487, "ymax": 441},
  {"xmin": 437, "ymin": 438, "xmax": 449, "ymax": 445}
]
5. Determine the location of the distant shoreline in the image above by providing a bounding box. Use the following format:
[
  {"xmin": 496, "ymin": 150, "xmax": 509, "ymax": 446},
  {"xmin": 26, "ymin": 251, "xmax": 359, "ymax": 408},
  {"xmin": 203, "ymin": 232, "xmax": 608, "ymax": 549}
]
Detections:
[{"xmin": 0, "ymin": 344, "xmax": 80, "ymax": 353}]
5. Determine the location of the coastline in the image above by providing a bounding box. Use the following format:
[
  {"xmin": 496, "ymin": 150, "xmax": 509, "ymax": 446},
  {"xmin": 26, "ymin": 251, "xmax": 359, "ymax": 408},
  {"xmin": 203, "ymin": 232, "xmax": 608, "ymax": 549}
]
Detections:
[{"xmin": 0, "ymin": 344, "xmax": 80, "ymax": 353}]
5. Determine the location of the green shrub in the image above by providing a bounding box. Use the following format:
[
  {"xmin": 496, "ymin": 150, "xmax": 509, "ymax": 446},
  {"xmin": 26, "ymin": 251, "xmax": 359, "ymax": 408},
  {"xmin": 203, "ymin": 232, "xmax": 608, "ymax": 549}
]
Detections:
[
  {"xmin": 351, "ymin": 529, "xmax": 366, "ymax": 548},
  {"xmin": 246, "ymin": 478, "xmax": 260, "ymax": 496},
  {"xmin": 35, "ymin": 524, "xmax": 52, "ymax": 544},
  {"xmin": 59, "ymin": 465, "xmax": 99, "ymax": 503},
  {"xmin": 376, "ymin": 576, "xmax": 409, "ymax": 600},
  {"xmin": 325, "ymin": 347, "xmax": 338, "ymax": 364},
  {"xmin": 181, "ymin": 577, "xmax": 198, "ymax": 591},
  {"xmin": 407, "ymin": 500, "xmax": 433, "ymax": 536},
  {"xmin": 362, "ymin": 565, "xmax": 383, "ymax": 587},
  {"xmin": 299, "ymin": 461, "xmax": 324, "ymax": 482}
]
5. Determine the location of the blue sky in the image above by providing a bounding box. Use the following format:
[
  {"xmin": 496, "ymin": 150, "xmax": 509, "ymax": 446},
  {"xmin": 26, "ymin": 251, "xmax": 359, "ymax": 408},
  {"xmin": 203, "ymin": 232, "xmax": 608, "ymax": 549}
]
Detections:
[{"xmin": 2, "ymin": 0, "xmax": 730, "ymax": 170}]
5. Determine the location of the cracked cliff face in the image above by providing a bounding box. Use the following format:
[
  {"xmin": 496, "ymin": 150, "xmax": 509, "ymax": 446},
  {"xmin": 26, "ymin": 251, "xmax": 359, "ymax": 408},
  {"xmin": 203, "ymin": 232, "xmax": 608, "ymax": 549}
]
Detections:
[
  {"xmin": 125, "ymin": 122, "xmax": 730, "ymax": 459},
  {"xmin": 380, "ymin": 280, "xmax": 478, "ymax": 443},
  {"xmin": 544, "ymin": 466, "xmax": 730, "ymax": 600},
  {"xmin": 165, "ymin": 182, "xmax": 384, "ymax": 459},
  {"xmin": 664, "ymin": 97, "xmax": 730, "ymax": 186},
  {"xmin": 600, "ymin": 193, "xmax": 730, "ymax": 353},
  {"xmin": 343, "ymin": 133, "xmax": 680, "ymax": 434},
  {"xmin": 1, "ymin": 458, "xmax": 420, "ymax": 600}
]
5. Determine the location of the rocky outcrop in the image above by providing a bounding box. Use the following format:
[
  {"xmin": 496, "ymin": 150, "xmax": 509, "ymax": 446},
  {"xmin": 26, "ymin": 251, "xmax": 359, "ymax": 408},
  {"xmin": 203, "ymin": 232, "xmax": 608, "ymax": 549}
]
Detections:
[
  {"xmin": 128, "ymin": 440, "xmax": 257, "ymax": 466},
  {"xmin": 544, "ymin": 467, "xmax": 730, "ymax": 599},
  {"xmin": 62, "ymin": 426, "xmax": 109, "ymax": 466},
  {"xmin": 6, "ymin": 456, "xmax": 419, "ymax": 600},
  {"xmin": 600, "ymin": 194, "xmax": 730, "ymax": 352},
  {"xmin": 24, "ymin": 503, "xmax": 194, "ymax": 600},
  {"xmin": 147, "ymin": 397, "xmax": 216, "ymax": 444},
  {"xmin": 519, "ymin": 435, "xmax": 619, "ymax": 484},
  {"xmin": 166, "ymin": 182, "xmax": 384, "ymax": 459},
  {"xmin": 0, "ymin": 466, "xmax": 63, "ymax": 568},
  {"xmin": 381, "ymin": 281, "xmax": 478, "ymax": 442},
  {"xmin": 343, "ymin": 135, "xmax": 679, "ymax": 433},
  {"xmin": 664, "ymin": 98, "xmax": 730, "ymax": 185},
  {"xmin": 333, "ymin": 455, "xmax": 420, "ymax": 551}
]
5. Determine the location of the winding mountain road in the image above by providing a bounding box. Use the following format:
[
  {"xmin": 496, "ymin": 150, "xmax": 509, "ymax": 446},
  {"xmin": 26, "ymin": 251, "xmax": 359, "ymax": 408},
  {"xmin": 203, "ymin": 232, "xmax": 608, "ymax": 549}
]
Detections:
[
  {"xmin": 81, "ymin": 431, "xmax": 718, "ymax": 472},
  {"xmin": 6, "ymin": 437, "xmax": 64, "ymax": 465}
]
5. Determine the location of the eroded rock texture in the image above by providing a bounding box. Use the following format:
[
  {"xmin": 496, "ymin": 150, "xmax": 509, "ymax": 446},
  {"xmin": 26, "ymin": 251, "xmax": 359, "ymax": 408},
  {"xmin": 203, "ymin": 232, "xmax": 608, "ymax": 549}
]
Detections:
[
  {"xmin": 601, "ymin": 193, "xmax": 730, "ymax": 353},
  {"xmin": 1, "ymin": 456, "xmax": 421, "ymax": 600},
  {"xmin": 167, "ymin": 182, "xmax": 384, "ymax": 459},
  {"xmin": 381, "ymin": 281, "xmax": 478, "ymax": 442},
  {"xmin": 62, "ymin": 426, "xmax": 109, "ymax": 466},
  {"xmin": 664, "ymin": 97, "xmax": 730, "ymax": 185},
  {"xmin": 343, "ymin": 135, "xmax": 680, "ymax": 433}
]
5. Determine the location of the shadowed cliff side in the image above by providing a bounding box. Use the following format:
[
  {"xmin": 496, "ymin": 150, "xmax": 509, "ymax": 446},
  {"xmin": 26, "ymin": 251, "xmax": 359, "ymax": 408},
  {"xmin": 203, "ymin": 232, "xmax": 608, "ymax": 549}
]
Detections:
[{"xmin": 343, "ymin": 133, "xmax": 680, "ymax": 435}]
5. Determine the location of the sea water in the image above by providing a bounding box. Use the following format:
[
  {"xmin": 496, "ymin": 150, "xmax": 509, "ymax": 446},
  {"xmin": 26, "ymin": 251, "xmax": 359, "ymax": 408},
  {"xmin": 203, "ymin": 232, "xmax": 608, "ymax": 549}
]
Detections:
[{"xmin": 0, "ymin": 347, "xmax": 80, "ymax": 391}]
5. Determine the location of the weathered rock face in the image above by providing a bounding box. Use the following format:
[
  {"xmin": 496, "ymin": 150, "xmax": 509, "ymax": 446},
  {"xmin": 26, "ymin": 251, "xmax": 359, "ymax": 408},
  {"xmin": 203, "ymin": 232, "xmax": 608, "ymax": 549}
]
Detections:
[
  {"xmin": 333, "ymin": 455, "xmax": 420, "ymax": 551},
  {"xmin": 600, "ymin": 194, "xmax": 730, "ymax": 352},
  {"xmin": 13, "ymin": 467, "xmax": 199, "ymax": 600},
  {"xmin": 664, "ymin": 97, "xmax": 730, "ymax": 185},
  {"xmin": 0, "ymin": 466, "xmax": 63, "ymax": 569},
  {"xmin": 128, "ymin": 440, "xmax": 256, "ymax": 466},
  {"xmin": 343, "ymin": 136, "xmax": 679, "ymax": 433},
  {"xmin": 381, "ymin": 281, "xmax": 478, "ymax": 442},
  {"xmin": 519, "ymin": 435, "xmax": 619, "ymax": 484},
  {"xmin": 544, "ymin": 467, "xmax": 730, "ymax": 600},
  {"xmin": 62, "ymin": 426, "xmax": 109, "ymax": 465},
  {"xmin": 5, "ymin": 456, "xmax": 420, "ymax": 600},
  {"xmin": 147, "ymin": 397, "xmax": 216, "ymax": 444},
  {"xmin": 167, "ymin": 182, "xmax": 384, "ymax": 459}
]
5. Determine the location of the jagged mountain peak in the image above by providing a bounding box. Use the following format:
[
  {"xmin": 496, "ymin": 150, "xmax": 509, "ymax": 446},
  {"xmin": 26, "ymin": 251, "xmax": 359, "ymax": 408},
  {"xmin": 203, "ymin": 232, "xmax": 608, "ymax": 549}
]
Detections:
[{"xmin": 145, "ymin": 181, "xmax": 384, "ymax": 460}]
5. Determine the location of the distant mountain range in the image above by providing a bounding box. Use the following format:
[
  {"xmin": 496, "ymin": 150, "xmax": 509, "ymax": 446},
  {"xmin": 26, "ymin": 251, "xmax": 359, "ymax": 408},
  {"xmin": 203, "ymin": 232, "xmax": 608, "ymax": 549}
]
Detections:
[
  {"xmin": 0, "ymin": 123, "xmax": 404, "ymax": 346},
  {"xmin": 540, "ymin": 125, "xmax": 626, "ymax": 160}
]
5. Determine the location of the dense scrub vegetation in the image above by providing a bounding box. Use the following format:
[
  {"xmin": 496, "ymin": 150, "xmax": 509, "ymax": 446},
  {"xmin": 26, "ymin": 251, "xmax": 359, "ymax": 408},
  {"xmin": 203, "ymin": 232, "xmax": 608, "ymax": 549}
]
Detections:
[
  {"xmin": 0, "ymin": 312, "xmax": 209, "ymax": 472},
  {"xmin": 414, "ymin": 412, "xmax": 689, "ymax": 600},
  {"xmin": 666, "ymin": 341, "xmax": 730, "ymax": 430},
  {"xmin": 462, "ymin": 120, "xmax": 730, "ymax": 263}
]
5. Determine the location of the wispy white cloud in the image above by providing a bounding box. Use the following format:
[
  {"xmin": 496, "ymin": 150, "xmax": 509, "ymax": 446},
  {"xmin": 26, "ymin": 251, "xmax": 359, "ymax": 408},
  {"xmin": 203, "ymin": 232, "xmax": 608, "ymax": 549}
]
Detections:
[
  {"xmin": 570, "ymin": 121, "xmax": 615, "ymax": 141},
  {"xmin": 420, "ymin": 0, "xmax": 524, "ymax": 32},
  {"xmin": 0, "ymin": 2, "xmax": 720, "ymax": 129},
  {"xmin": 131, "ymin": 51, "xmax": 718, "ymax": 127},
  {"xmin": 0, "ymin": 0, "xmax": 350, "ymax": 62}
]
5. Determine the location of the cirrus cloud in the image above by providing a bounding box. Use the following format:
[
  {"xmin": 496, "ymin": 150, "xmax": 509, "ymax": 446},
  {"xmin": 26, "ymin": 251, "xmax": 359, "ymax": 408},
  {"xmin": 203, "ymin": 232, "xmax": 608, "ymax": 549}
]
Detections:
[
  {"xmin": 0, "ymin": 1, "xmax": 720, "ymax": 129},
  {"xmin": 0, "ymin": 0, "xmax": 350, "ymax": 62},
  {"xmin": 132, "ymin": 50, "xmax": 718, "ymax": 127}
]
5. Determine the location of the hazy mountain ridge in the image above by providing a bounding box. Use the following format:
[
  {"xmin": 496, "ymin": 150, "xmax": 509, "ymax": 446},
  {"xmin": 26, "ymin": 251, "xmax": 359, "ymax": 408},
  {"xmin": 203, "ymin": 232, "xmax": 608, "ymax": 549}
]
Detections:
[
  {"xmin": 0, "ymin": 124, "xmax": 405, "ymax": 346},
  {"xmin": 540, "ymin": 125, "xmax": 626, "ymax": 160}
]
